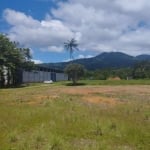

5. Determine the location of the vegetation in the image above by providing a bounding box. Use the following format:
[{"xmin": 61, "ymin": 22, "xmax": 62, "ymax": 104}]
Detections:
[
  {"xmin": 64, "ymin": 38, "xmax": 85, "ymax": 85},
  {"xmin": 24, "ymin": 79, "xmax": 150, "ymax": 86},
  {"xmin": 0, "ymin": 33, "xmax": 34, "ymax": 88},
  {"xmin": 64, "ymin": 63, "xmax": 85, "ymax": 85},
  {"xmin": 133, "ymin": 60, "xmax": 150, "ymax": 79},
  {"xmin": 64, "ymin": 38, "xmax": 79, "ymax": 59},
  {"xmin": 83, "ymin": 68, "xmax": 130, "ymax": 80},
  {"xmin": 0, "ymin": 84, "xmax": 149, "ymax": 149},
  {"xmin": 83, "ymin": 61, "xmax": 150, "ymax": 80},
  {"xmin": 0, "ymin": 33, "xmax": 149, "ymax": 150}
]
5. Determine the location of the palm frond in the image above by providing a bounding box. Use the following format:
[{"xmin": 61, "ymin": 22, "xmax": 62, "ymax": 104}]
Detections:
[{"xmin": 64, "ymin": 38, "xmax": 79, "ymax": 59}]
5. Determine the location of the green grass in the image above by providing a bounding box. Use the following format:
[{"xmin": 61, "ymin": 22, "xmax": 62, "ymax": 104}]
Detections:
[
  {"xmin": 0, "ymin": 83, "xmax": 150, "ymax": 149},
  {"xmin": 81, "ymin": 79, "xmax": 150, "ymax": 85},
  {"xmin": 53, "ymin": 79, "xmax": 150, "ymax": 86},
  {"xmin": 19, "ymin": 79, "xmax": 150, "ymax": 88}
]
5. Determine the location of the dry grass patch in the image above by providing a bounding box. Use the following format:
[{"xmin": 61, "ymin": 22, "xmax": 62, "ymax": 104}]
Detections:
[{"xmin": 82, "ymin": 95, "xmax": 121, "ymax": 106}]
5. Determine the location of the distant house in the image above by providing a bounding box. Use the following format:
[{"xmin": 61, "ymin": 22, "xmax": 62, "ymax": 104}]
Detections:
[{"xmin": 22, "ymin": 66, "xmax": 68, "ymax": 83}]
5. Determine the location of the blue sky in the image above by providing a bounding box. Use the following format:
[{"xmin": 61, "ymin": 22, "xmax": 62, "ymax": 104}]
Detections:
[{"xmin": 1, "ymin": 0, "xmax": 150, "ymax": 63}]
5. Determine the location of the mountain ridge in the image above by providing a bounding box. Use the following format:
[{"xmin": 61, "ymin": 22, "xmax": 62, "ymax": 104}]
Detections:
[{"xmin": 39, "ymin": 52, "xmax": 150, "ymax": 70}]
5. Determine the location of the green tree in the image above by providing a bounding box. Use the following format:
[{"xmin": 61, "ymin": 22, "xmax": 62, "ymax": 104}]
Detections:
[
  {"xmin": 64, "ymin": 38, "xmax": 78, "ymax": 59},
  {"xmin": 64, "ymin": 63, "xmax": 85, "ymax": 85},
  {"xmin": 133, "ymin": 61, "xmax": 150, "ymax": 79},
  {"xmin": 0, "ymin": 33, "xmax": 34, "ymax": 87}
]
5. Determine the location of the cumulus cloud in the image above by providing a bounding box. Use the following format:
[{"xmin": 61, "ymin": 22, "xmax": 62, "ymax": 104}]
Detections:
[
  {"xmin": 32, "ymin": 59, "xmax": 43, "ymax": 64},
  {"xmin": 115, "ymin": 0, "xmax": 149, "ymax": 12},
  {"xmin": 77, "ymin": 54, "xmax": 94, "ymax": 59},
  {"xmin": 3, "ymin": 0, "xmax": 150, "ymax": 55},
  {"xmin": 46, "ymin": 46, "xmax": 63, "ymax": 52},
  {"xmin": 3, "ymin": 8, "xmax": 75, "ymax": 52},
  {"xmin": 64, "ymin": 54, "xmax": 94, "ymax": 62},
  {"xmin": 51, "ymin": 0, "xmax": 150, "ymax": 55}
]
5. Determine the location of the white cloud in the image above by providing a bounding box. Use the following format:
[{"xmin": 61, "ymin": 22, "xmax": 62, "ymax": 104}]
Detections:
[
  {"xmin": 47, "ymin": 46, "xmax": 64, "ymax": 52},
  {"xmin": 32, "ymin": 59, "xmax": 43, "ymax": 64},
  {"xmin": 51, "ymin": 0, "xmax": 150, "ymax": 55},
  {"xmin": 86, "ymin": 55, "xmax": 94, "ymax": 58},
  {"xmin": 115, "ymin": 0, "xmax": 150, "ymax": 12},
  {"xmin": 77, "ymin": 54, "xmax": 94, "ymax": 59},
  {"xmin": 77, "ymin": 54, "xmax": 85, "ymax": 59},
  {"xmin": 28, "ymin": 48, "xmax": 34, "ymax": 55},
  {"xmin": 3, "ymin": 8, "xmax": 75, "ymax": 52},
  {"xmin": 63, "ymin": 58, "xmax": 72, "ymax": 62},
  {"xmin": 3, "ymin": 9, "xmax": 40, "ymax": 27},
  {"xmin": 3, "ymin": 0, "xmax": 150, "ymax": 55}
]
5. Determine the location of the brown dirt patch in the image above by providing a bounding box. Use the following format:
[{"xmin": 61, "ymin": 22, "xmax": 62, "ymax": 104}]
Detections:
[
  {"xmin": 8, "ymin": 85, "xmax": 149, "ymax": 106},
  {"xmin": 60, "ymin": 85, "xmax": 150, "ymax": 96},
  {"xmin": 60, "ymin": 86, "xmax": 123, "ymax": 105},
  {"xmin": 59, "ymin": 85, "xmax": 150, "ymax": 105},
  {"xmin": 82, "ymin": 95, "xmax": 120, "ymax": 105}
]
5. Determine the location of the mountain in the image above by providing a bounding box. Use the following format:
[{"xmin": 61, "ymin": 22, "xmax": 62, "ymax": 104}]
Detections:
[
  {"xmin": 39, "ymin": 52, "xmax": 150, "ymax": 70},
  {"xmin": 135, "ymin": 54, "xmax": 150, "ymax": 60},
  {"xmin": 74, "ymin": 52, "xmax": 135, "ymax": 70}
]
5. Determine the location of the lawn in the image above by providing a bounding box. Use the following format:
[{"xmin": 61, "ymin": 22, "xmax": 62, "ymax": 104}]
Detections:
[{"xmin": 0, "ymin": 81, "xmax": 150, "ymax": 150}]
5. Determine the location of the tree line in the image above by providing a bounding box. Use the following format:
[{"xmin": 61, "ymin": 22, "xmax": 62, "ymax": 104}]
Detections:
[
  {"xmin": 0, "ymin": 34, "xmax": 34, "ymax": 87},
  {"xmin": 83, "ymin": 60, "xmax": 150, "ymax": 80}
]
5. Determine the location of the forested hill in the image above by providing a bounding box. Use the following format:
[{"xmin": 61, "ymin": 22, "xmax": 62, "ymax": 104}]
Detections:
[{"xmin": 39, "ymin": 52, "xmax": 150, "ymax": 70}]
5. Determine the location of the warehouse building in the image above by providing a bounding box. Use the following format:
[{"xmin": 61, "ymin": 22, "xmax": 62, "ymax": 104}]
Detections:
[{"xmin": 22, "ymin": 66, "xmax": 68, "ymax": 83}]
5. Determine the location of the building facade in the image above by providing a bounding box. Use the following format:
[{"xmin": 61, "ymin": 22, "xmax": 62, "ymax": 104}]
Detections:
[{"xmin": 22, "ymin": 66, "xmax": 68, "ymax": 83}]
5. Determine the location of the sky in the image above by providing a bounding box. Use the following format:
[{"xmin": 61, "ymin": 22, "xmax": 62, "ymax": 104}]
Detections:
[{"xmin": 1, "ymin": 0, "xmax": 150, "ymax": 63}]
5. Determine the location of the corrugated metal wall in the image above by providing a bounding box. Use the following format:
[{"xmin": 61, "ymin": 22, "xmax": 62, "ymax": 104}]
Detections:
[
  {"xmin": 56, "ymin": 73, "xmax": 68, "ymax": 81},
  {"xmin": 22, "ymin": 70, "xmax": 68, "ymax": 83}
]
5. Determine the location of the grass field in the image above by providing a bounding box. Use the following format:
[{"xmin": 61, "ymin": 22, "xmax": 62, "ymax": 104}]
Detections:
[
  {"xmin": 0, "ymin": 80, "xmax": 150, "ymax": 150},
  {"xmin": 50, "ymin": 79, "xmax": 150, "ymax": 86}
]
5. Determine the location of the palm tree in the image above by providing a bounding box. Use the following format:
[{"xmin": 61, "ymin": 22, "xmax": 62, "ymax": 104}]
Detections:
[{"xmin": 64, "ymin": 38, "xmax": 78, "ymax": 60}]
